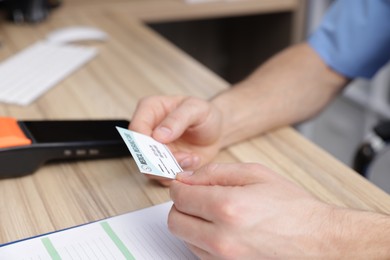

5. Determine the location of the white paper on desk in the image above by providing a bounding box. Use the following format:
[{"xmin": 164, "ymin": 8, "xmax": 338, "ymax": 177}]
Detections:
[
  {"xmin": 116, "ymin": 127, "xmax": 183, "ymax": 179},
  {"xmin": 0, "ymin": 202, "xmax": 197, "ymax": 260},
  {"xmin": 0, "ymin": 41, "xmax": 96, "ymax": 106}
]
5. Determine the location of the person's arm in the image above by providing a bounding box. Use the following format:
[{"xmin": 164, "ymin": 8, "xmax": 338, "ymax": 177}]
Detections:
[
  {"xmin": 169, "ymin": 163, "xmax": 390, "ymax": 259},
  {"xmin": 335, "ymin": 209, "xmax": 390, "ymax": 259},
  {"xmin": 212, "ymin": 42, "xmax": 348, "ymax": 149},
  {"xmin": 130, "ymin": 43, "xmax": 348, "ymax": 172}
]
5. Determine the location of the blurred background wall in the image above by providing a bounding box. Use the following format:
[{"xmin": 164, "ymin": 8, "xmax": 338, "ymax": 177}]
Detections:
[{"xmin": 146, "ymin": 0, "xmax": 390, "ymax": 193}]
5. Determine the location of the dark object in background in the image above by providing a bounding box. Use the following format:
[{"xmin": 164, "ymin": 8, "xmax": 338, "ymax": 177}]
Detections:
[
  {"xmin": 0, "ymin": 0, "xmax": 62, "ymax": 23},
  {"xmin": 0, "ymin": 119, "xmax": 131, "ymax": 178},
  {"xmin": 353, "ymin": 121, "xmax": 390, "ymax": 178}
]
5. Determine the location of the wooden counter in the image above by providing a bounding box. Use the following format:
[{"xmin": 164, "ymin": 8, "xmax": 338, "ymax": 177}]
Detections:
[{"xmin": 0, "ymin": 2, "xmax": 389, "ymax": 247}]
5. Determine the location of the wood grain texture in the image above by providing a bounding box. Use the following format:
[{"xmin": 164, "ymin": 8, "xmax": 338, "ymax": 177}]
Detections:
[
  {"xmin": 55, "ymin": 0, "xmax": 299, "ymax": 22},
  {"xmin": 0, "ymin": 1, "xmax": 389, "ymax": 245}
]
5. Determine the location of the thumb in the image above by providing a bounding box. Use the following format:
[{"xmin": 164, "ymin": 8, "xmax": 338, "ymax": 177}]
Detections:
[{"xmin": 176, "ymin": 163, "xmax": 270, "ymax": 186}]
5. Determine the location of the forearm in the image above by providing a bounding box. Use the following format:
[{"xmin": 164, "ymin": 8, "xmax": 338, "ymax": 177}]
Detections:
[
  {"xmin": 212, "ymin": 42, "xmax": 348, "ymax": 148},
  {"xmin": 328, "ymin": 208, "xmax": 390, "ymax": 259}
]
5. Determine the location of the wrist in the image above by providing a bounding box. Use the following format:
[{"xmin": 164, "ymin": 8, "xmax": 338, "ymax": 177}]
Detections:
[
  {"xmin": 325, "ymin": 207, "xmax": 390, "ymax": 259},
  {"xmin": 211, "ymin": 85, "xmax": 265, "ymax": 149},
  {"xmin": 210, "ymin": 91, "xmax": 235, "ymax": 149}
]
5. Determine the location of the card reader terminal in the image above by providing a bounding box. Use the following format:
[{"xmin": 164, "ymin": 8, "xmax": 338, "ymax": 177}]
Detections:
[{"xmin": 0, "ymin": 117, "xmax": 131, "ymax": 178}]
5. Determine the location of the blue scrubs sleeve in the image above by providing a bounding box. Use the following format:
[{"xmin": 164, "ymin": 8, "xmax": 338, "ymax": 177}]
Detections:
[{"xmin": 308, "ymin": 0, "xmax": 390, "ymax": 79}]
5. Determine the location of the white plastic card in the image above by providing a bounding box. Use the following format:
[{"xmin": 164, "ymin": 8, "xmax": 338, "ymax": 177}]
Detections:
[{"xmin": 116, "ymin": 127, "xmax": 182, "ymax": 179}]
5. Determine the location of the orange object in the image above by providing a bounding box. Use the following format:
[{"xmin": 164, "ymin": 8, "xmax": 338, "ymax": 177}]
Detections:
[{"xmin": 0, "ymin": 117, "xmax": 32, "ymax": 148}]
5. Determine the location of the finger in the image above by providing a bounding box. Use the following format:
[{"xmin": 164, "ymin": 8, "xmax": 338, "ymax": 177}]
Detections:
[
  {"xmin": 129, "ymin": 95, "xmax": 184, "ymax": 136},
  {"xmin": 168, "ymin": 204, "xmax": 217, "ymax": 256},
  {"xmin": 170, "ymin": 180, "xmax": 225, "ymax": 221},
  {"xmin": 153, "ymin": 97, "xmax": 213, "ymax": 144},
  {"xmin": 146, "ymin": 175, "xmax": 172, "ymax": 186},
  {"xmin": 176, "ymin": 163, "xmax": 272, "ymax": 186},
  {"xmin": 186, "ymin": 244, "xmax": 212, "ymax": 259},
  {"xmin": 173, "ymin": 151, "xmax": 201, "ymax": 170}
]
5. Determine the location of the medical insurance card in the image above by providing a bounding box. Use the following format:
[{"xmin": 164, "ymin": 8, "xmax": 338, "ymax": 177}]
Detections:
[{"xmin": 116, "ymin": 127, "xmax": 183, "ymax": 179}]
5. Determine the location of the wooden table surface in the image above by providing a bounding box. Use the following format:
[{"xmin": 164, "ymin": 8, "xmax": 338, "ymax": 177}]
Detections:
[
  {"xmin": 0, "ymin": 2, "xmax": 389, "ymax": 246},
  {"xmin": 54, "ymin": 0, "xmax": 307, "ymax": 43},
  {"xmin": 56, "ymin": 0, "xmax": 300, "ymax": 22}
]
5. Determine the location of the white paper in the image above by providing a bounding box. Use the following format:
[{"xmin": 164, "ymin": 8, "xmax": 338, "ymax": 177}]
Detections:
[
  {"xmin": 116, "ymin": 127, "xmax": 182, "ymax": 179},
  {"xmin": 0, "ymin": 41, "xmax": 96, "ymax": 106},
  {"xmin": 0, "ymin": 202, "xmax": 197, "ymax": 260}
]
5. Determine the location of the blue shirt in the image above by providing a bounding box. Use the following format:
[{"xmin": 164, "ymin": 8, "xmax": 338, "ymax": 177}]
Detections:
[{"xmin": 308, "ymin": 0, "xmax": 390, "ymax": 79}]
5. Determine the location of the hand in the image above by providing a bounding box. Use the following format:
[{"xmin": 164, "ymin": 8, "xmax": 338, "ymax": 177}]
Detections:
[
  {"xmin": 130, "ymin": 95, "xmax": 223, "ymax": 185},
  {"xmin": 169, "ymin": 163, "xmax": 348, "ymax": 259}
]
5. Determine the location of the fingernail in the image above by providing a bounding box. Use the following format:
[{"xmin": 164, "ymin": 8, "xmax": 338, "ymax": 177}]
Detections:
[
  {"xmin": 180, "ymin": 157, "xmax": 193, "ymax": 168},
  {"xmin": 156, "ymin": 126, "xmax": 172, "ymax": 140}
]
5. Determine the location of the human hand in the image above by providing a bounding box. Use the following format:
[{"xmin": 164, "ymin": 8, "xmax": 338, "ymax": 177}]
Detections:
[
  {"xmin": 169, "ymin": 163, "xmax": 345, "ymax": 259},
  {"xmin": 130, "ymin": 95, "xmax": 223, "ymax": 186}
]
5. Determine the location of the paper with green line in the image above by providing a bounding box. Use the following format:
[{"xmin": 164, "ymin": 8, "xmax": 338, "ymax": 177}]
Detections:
[{"xmin": 0, "ymin": 202, "xmax": 197, "ymax": 259}]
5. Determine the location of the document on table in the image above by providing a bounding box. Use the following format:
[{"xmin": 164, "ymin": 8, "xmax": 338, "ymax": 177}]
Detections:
[{"xmin": 0, "ymin": 202, "xmax": 197, "ymax": 260}]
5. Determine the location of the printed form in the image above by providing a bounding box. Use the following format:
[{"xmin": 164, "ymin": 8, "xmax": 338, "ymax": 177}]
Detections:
[
  {"xmin": 0, "ymin": 129, "xmax": 195, "ymax": 259},
  {"xmin": 0, "ymin": 202, "xmax": 197, "ymax": 259}
]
